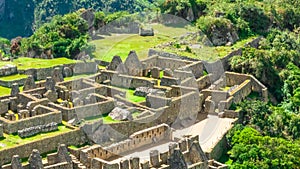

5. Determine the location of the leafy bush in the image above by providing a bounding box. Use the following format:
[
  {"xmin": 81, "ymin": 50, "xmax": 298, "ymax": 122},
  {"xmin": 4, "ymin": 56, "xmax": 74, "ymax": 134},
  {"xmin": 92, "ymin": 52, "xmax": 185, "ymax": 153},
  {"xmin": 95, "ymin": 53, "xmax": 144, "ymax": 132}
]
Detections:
[
  {"xmin": 226, "ymin": 126, "xmax": 300, "ymax": 169},
  {"xmin": 196, "ymin": 16, "xmax": 233, "ymax": 38},
  {"xmin": 21, "ymin": 11, "xmax": 94, "ymax": 59}
]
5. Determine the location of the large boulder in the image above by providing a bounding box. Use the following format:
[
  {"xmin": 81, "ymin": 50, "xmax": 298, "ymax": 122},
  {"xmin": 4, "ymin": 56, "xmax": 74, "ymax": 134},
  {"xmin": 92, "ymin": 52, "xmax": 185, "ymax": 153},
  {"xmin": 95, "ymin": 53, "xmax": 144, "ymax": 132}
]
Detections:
[
  {"xmin": 109, "ymin": 107, "xmax": 132, "ymax": 121},
  {"xmin": 209, "ymin": 20, "xmax": 239, "ymax": 46}
]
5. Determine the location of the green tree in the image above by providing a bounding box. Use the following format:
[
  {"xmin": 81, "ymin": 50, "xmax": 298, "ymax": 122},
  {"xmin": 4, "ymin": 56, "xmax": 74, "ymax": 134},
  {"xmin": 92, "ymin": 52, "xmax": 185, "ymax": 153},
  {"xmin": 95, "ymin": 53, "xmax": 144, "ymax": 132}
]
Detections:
[{"xmin": 21, "ymin": 10, "xmax": 94, "ymax": 59}]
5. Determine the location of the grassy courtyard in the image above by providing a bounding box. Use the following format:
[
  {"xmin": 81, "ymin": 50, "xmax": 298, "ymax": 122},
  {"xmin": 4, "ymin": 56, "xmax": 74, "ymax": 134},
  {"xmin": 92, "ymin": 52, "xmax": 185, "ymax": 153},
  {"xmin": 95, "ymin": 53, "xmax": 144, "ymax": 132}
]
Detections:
[
  {"xmin": 0, "ymin": 74, "xmax": 28, "ymax": 81},
  {"xmin": 0, "ymin": 125, "xmax": 73, "ymax": 150},
  {"xmin": 90, "ymin": 23, "xmax": 195, "ymax": 61},
  {"xmin": 0, "ymin": 86, "xmax": 23, "ymax": 96},
  {"xmin": 0, "ymin": 57, "xmax": 78, "ymax": 70},
  {"xmin": 126, "ymin": 89, "xmax": 146, "ymax": 103}
]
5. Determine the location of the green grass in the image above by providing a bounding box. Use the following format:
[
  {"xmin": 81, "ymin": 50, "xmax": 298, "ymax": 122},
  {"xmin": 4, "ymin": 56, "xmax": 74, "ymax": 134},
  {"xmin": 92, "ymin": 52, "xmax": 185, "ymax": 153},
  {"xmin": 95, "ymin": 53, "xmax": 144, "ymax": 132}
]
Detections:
[
  {"xmin": 68, "ymin": 143, "xmax": 89, "ymax": 150},
  {"xmin": 126, "ymin": 89, "xmax": 146, "ymax": 103},
  {"xmin": 0, "ymin": 74, "xmax": 28, "ymax": 81},
  {"xmin": 160, "ymin": 71, "xmax": 164, "ymax": 78},
  {"xmin": 0, "ymin": 125, "xmax": 73, "ymax": 150},
  {"xmin": 158, "ymin": 35, "xmax": 258, "ymax": 62},
  {"xmin": 220, "ymin": 86, "xmax": 231, "ymax": 92},
  {"xmin": 0, "ymin": 57, "xmax": 78, "ymax": 70},
  {"xmin": 90, "ymin": 24, "xmax": 194, "ymax": 62},
  {"xmin": 84, "ymin": 114, "xmax": 120, "ymax": 124},
  {"xmin": 0, "ymin": 86, "xmax": 23, "ymax": 96},
  {"xmin": 110, "ymin": 86, "xmax": 146, "ymax": 103},
  {"xmin": 214, "ymin": 36, "xmax": 258, "ymax": 57}
]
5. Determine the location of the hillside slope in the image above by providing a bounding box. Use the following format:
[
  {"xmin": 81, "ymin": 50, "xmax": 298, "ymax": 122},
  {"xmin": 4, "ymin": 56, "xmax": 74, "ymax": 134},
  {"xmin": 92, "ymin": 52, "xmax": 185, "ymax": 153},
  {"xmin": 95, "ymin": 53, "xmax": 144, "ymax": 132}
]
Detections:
[{"xmin": 0, "ymin": 0, "xmax": 152, "ymax": 39}]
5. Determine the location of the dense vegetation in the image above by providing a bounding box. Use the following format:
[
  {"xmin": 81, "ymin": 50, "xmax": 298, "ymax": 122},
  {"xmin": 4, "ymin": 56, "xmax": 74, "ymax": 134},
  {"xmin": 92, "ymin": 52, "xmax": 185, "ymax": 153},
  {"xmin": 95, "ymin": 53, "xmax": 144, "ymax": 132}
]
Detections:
[
  {"xmin": 0, "ymin": 0, "xmax": 155, "ymax": 39},
  {"xmin": 20, "ymin": 10, "xmax": 95, "ymax": 59}
]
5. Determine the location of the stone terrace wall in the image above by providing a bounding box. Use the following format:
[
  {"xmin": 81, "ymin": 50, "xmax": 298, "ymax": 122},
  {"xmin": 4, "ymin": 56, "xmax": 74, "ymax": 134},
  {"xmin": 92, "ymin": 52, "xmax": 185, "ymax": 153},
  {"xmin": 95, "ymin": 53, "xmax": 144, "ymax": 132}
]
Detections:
[
  {"xmin": 156, "ymin": 57, "xmax": 192, "ymax": 70},
  {"xmin": 18, "ymin": 61, "xmax": 98, "ymax": 81},
  {"xmin": 110, "ymin": 73, "xmax": 156, "ymax": 89},
  {"xmin": 75, "ymin": 99, "xmax": 115, "ymax": 120},
  {"xmin": 107, "ymin": 91, "xmax": 205, "ymax": 138},
  {"xmin": 197, "ymin": 74, "xmax": 213, "ymax": 90},
  {"xmin": 80, "ymin": 124, "xmax": 172, "ymax": 166},
  {"xmin": 0, "ymin": 108, "xmax": 62, "ymax": 134},
  {"xmin": 225, "ymin": 72, "xmax": 268, "ymax": 101},
  {"xmin": 179, "ymin": 61, "xmax": 204, "ymax": 79},
  {"xmin": 0, "ymin": 78, "xmax": 26, "ymax": 88},
  {"xmin": 0, "ymin": 128, "xmax": 85, "ymax": 165},
  {"xmin": 161, "ymin": 76, "xmax": 180, "ymax": 87},
  {"xmin": 229, "ymin": 80, "xmax": 251, "ymax": 103},
  {"xmin": 141, "ymin": 56, "xmax": 158, "ymax": 69},
  {"xmin": 148, "ymin": 49, "xmax": 199, "ymax": 62},
  {"xmin": 173, "ymin": 70, "xmax": 194, "ymax": 81},
  {"xmin": 225, "ymin": 72, "xmax": 250, "ymax": 86},
  {"xmin": 0, "ymin": 64, "xmax": 18, "ymax": 77},
  {"xmin": 48, "ymin": 99, "xmax": 115, "ymax": 121}
]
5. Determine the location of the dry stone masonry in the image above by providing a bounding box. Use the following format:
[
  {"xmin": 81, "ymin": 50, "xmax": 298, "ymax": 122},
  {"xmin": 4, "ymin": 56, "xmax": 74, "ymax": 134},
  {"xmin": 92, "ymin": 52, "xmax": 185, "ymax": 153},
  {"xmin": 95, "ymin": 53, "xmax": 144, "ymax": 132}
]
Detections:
[{"xmin": 0, "ymin": 44, "xmax": 267, "ymax": 168}]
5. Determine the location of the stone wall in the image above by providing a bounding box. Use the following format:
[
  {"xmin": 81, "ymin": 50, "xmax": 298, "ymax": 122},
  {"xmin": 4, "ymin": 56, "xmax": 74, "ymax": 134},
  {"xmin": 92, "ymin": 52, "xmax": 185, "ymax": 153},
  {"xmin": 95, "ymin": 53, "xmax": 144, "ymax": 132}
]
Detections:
[
  {"xmin": 156, "ymin": 57, "xmax": 191, "ymax": 70},
  {"xmin": 0, "ymin": 64, "xmax": 17, "ymax": 77},
  {"xmin": 225, "ymin": 72, "xmax": 268, "ymax": 101},
  {"xmin": 75, "ymin": 100, "xmax": 115, "ymax": 120},
  {"xmin": 72, "ymin": 62, "xmax": 98, "ymax": 75},
  {"xmin": 146, "ymin": 94, "xmax": 171, "ymax": 109},
  {"xmin": 48, "ymin": 99, "xmax": 115, "ymax": 121},
  {"xmin": 219, "ymin": 110, "xmax": 240, "ymax": 119},
  {"xmin": 17, "ymin": 61, "xmax": 98, "ymax": 81},
  {"xmin": 0, "ymin": 128, "xmax": 86, "ymax": 165},
  {"xmin": 169, "ymin": 85, "xmax": 199, "ymax": 97},
  {"xmin": 196, "ymin": 74, "xmax": 212, "ymax": 90},
  {"xmin": 109, "ymin": 73, "xmax": 156, "ymax": 89},
  {"xmin": 0, "ymin": 78, "xmax": 26, "ymax": 88},
  {"xmin": 148, "ymin": 49, "xmax": 199, "ymax": 62},
  {"xmin": 141, "ymin": 56, "xmax": 158, "ymax": 69},
  {"xmin": 18, "ymin": 122, "xmax": 58, "ymax": 138},
  {"xmin": 229, "ymin": 80, "xmax": 252, "ymax": 103},
  {"xmin": 207, "ymin": 128, "xmax": 232, "ymax": 161},
  {"xmin": 225, "ymin": 72, "xmax": 249, "ymax": 86},
  {"xmin": 84, "ymin": 135, "xmax": 222, "ymax": 169},
  {"xmin": 173, "ymin": 70, "xmax": 194, "ymax": 81},
  {"xmin": 80, "ymin": 124, "xmax": 172, "ymax": 166},
  {"xmin": 0, "ymin": 108, "xmax": 62, "ymax": 134},
  {"xmin": 179, "ymin": 61, "xmax": 204, "ymax": 79},
  {"xmin": 160, "ymin": 76, "xmax": 180, "ymax": 86}
]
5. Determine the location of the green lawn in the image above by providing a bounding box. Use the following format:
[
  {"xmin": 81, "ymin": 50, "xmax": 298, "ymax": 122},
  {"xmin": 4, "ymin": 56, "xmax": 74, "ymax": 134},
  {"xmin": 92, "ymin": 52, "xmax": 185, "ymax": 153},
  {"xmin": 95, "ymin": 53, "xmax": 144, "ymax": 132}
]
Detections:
[
  {"xmin": 0, "ymin": 86, "xmax": 23, "ymax": 96},
  {"xmin": 110, "ymin": 86, "xmax": 146, "ymax": 103},
  {"xmin": 0, "ymin": 125, "xmax": 73, "ymax": 150},
  {"xmin": 160, "ymin": 71, "xmax": 164, "ymax": 78},
  {"xmin": 126, "ymin": 89, "xmax": 146, "ymax": 103},
  {"xmin": 0, "ymin": 57, "xmax": 78, "ymax": 70},
  {"xmin": 159, "ymin": 36, "xmax": 258, "ymax": 62},
  {"xmin": 90, "ymin": 24, "xmax": 195, "ymax": 62},
  {"xmin": 0, "ymin": 74, "xmax": 28, "ymax": 81},
  {"xmin": 84, "ymin": 114, "xmax": 120, "ymax": 124}
]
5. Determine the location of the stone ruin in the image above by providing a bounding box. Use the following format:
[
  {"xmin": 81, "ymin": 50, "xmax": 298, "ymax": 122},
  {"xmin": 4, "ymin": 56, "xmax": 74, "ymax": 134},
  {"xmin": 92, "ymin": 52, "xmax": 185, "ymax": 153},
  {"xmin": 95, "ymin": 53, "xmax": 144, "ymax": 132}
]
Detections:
[
  {"xmin": 134, "ymin": 87, "xmax": 160, "ymax": 97},
  {"xmin": 109, "ymin": 107, "xmax": 132, "ymax": 121},
  {"xmin": 18, "ymin": 122, "xmax": 58, "ymax": 138},
  {"xmin": 139, "ymin": 27, "xmax": 154, "ymax": 36},
  {"xmin": 3, "ymin": 144, "xmax": 74, "ymax": 169},
  {"xmin": 0, "ymin": 64, "xmax": 17, "ymax": 76},
  {"xmin": 0, "ymin": 48, "xmax": 268, "ymax": 168}
]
